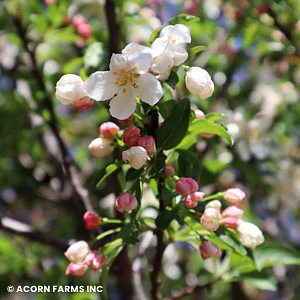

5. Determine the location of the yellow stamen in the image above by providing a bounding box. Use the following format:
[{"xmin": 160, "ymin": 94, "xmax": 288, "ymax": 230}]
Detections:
[{"xmin": 123, "ymin": 88, "xmax": 127, "ymax": 93}]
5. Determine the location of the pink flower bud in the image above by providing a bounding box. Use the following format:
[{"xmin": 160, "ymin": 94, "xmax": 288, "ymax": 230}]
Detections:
[
  {"xmin": 76, "ymin": 23, "xmax": 92, "ymax": 39},
  {"xmin": 71, "ymin": 96, "xmax": 94, "ymax": 110},
  {"xmin": 115, "ymin": 192, "xmax": 138, "ymax": 213},
  {"xmin": 175, "ymin": 178, "xmax": 199, "ymax": 197},
  {"xmin": 199, "ymin": 241, "xmax": 222, "ymax": 260},
  {"xmin": 83, "ymin": 211, "xmax": 102, "ymax": 230},
  {"xmin": 222, "ymin": 206, "xmax": 244, "ymax": 219},
  {"xmin": 122, "ymin": 126, "xmax": 140, "ymax": 147},
  {"xmin": 194, "ymin": 109, "xmax": 205, "ymax": 119},
  {"xmin": 65, "ymin": 262, "xmax": 88, "ymax": 277},
  {"xmin": 122, "ymin": 146, "xmax": 147, "ymax": 169},
  {"xmin": 205, "ymin": 200, "xmax": 221, "ymax": 212},
  {"xmin": 224, "ymin": 188, "xmax": 245, "ymax": 208},
  {"xmin": 72, "ymin": 16, "xmax": 86, "ymax": 28},
  {"xmin": 165, "ymin": 164, "xmax": 175, "ymax": 177},
  {"xmin": 185, "ymin": 192, "xmax": 206, "ymax": 208},
  {"xmin": 222, "ymin": 217, "xmax": 238, "ymax": 229},
  {"xmin": 44, "ymin": 0, "xmax": 56, "ymax": 5},
  {"xmin": 99, "ymin": 122, "xmax": 120, "ymax": 139},
  {"xmin": 88, "ymin": 138, "xmax": 114, "ymax": 158},
  {"xmin": 201, "ymin": 208, "xmax": 221, "ymax": 232},
  {"xmin": 118, "ymin": 114, "xmax": 134, "ymax": 125},
  {"xmin": 85, "ymin": 251, "xmax": 106, "ymax": 271},
  {"xmin": 64, "ymin": 241, "xmax": 89, "ymax": 264},
  {"xmin": 137, "ymin": 136, "xmax": 155, "ymax": 156}
]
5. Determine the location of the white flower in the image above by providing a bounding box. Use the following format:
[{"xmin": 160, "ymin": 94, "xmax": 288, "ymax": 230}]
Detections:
[
  {"xmin": 185, "ymin": 67, "xmax": 214, "ymax": 99},
  {"xmin": 83, "ymin": 52, "xmax": 163, "ymax": 120},
  {"xmin": 236, "ymin": 221, "xmax": 264, "ymax": 250},
  {"xmin": 122, "ymin": 146, "xmax": 148, "ymax": 169},
  {"xmin": 56, "ymin": 74, "xmax": 86, "ymax": 105},
  {"xmin": 150, "ymin": 24, "xmax": 191, "ymax": 66},
  {"xmin": 150, "ymin": 53, "xmax": 174, "ymax": 81},
  {"xmin": 88, "ymin": 138, "xmax": 114, "ymax": 158}
]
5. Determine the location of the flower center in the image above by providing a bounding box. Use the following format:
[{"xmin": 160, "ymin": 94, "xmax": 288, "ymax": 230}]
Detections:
[
  {"xmin": 114, "ymin": 67, "xmax": 137, "ymax": 87},
  {"xmin": 169, "ymin": 35, "xmax": 176, "ymax": 44}
]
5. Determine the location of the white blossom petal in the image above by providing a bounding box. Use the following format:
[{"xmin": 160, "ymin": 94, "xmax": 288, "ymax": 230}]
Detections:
[
  {"xmin": 122, "ymin": 42, "xmax": 153, "ymax": 56},
  {"xmin": 150, "ymin": 36, "xmax": 169, "ymax": 57},
  {"xmin": 172, "ymin": 46, "xmax": 188, "ymax": 66},
  {"xmin": 109, "ymin": 54, "xmax": 129, "ymax": 73},
  {"xmin": 160, "ymin": 24, "xmax": 191, "ymax": 44},
  {"xmin": 109, "ymin": 85, "xmax": 137, "ymax": 119},
  {"xmin": 136, "ymin": 73, "xmax": 162, "ymax": 106},
  {"xmin": 83, "ymin": 71, "xmax": 119, "ymax": 101},
  {"xmin": 127, "ymin": 52, "xmax": 152, "ymax": 74}
]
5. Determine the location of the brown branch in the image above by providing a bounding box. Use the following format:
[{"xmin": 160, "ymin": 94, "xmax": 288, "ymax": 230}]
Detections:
[
  {"xmin": 0, "ymin": 215, "xmax": 69, "ymax": 251},
  {"xmin": 13, "ymin": 14, "xmax": 94, "ymax": 216}
]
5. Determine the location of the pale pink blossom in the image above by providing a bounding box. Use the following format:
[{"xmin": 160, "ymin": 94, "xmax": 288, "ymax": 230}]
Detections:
[
  {"xmin": 224, "ymin": 188, "xmax": 245, "ymax": 208},
  {"xmin": 85, "ymin": 251, "xmax": 106, "ymax": 271},
  {"xmin": 115, "ymin": 192, "xmax": 138, "ymax": 213},
  {"xmin": 137, "ymin": 136, "xmax": 155, "ymax": 156},
  {"xmin": 122, "ymin": 146, "xmax": 147, "ymax": 169},
  {"xmin": 122, "ymin": 126, "xmax": 140, "ymax": 147},
  {"xmin": 88, "ymin": 138, "xmax": 114, "ymax": 158},
  {"xmin": 175, "ymin": 178, "xmax": 199, "ymax": 197},
  {"xmin": 65, "ymin": 262, "xmax": 88, "ymax": 277},
  {"xmin": 99, "ymin": 122, "xmax": 120, "ymax": 139},
  {"xmin": 64, "ymin": 241, "xmax": 89, "ymax": 264},
  {"xmin": 185, "ymin": 192, "xmax": 206, "ymax": 208},
  {"xmin": 199, "ymin": 241, "xmax": 222, "ymax": 260},
  {"xmin": 201, "ymin": 208, "xmax": 221, "ymax": 232}
]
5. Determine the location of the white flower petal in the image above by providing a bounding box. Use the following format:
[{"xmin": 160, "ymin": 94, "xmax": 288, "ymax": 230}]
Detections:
[
  {"xmin": 83, "ymin": 71, "xmax": 119, "ymax": 101},
  {"xmin": 127, "ymin": 52, "xmax": 152, "ymax": 74},
  {"xmin": 109, "ymin": 85, "xmax": 137, "ymax": 119},
  {"xmin": 136, "ymin": 73, "xmax": 163, "ymax": 106},
  {"xmin": 171, "ymin": 46, "xmax": 188, "ymax": 66},
  {"xmin": 122, "ymin": 42, "xmax": 153, "ymax": 56},
  {"xmin": 109, "ymin": 54, "xmax": 129, "ymax": 73},
  {"xmin": 160, "ymin": 24, "xmax": 191, "ymax": 44},
  {"xmin": 150, "ymin": 36, "xmax": 169, "ymax": 57}
]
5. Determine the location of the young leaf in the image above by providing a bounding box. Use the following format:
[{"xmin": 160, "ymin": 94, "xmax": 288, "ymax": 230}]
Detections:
[
  {"xmin": 99, "ymin": 239, "xmax": 124, "ymax": 300},
  {"xmin": 156, "ymin": 99, "xmax": 191, "ymax": 150},
  {"xmin": 205, "ymin": 112, "xmax": 228, "ymax": 122},
  {"xmin": 176, "ymin": 149, "xmax": 201, "ymax": 182},
  {"xmin": 117, "ymin": 224, "xmax": 139, "ymax": 244},
  {"xmin": 161, "ymin": 82, "xmax": 174, "ymax": 102},
  {"xmin": 155, "ymin": 210, "xmax": 176, "ymax": 230},
  {"xmin": 157, "ymin": 99, "xmax": 176, "ymax": 119},
  {"xmin": 188, "ymin": 45, "xmax": 206, "ymax": 61},
  {"xmin": 165, "ymin": 70, "xmax": 179, "ymax": 89},
  {"xmin": 96, "ymin": 160, "xmax": 124, "ymax": 187},
  {"xmin": 126, "ymin": 167, "xmax": 144, "ymax": 181}
]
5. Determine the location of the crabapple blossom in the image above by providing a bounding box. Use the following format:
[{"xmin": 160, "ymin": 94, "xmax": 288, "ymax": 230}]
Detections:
[
  {"xmin": 205, "ymin": 200, "xmax": 221, "ymax": 212},
  {"xmin": 115, "ymin": 192, "xmax": 138, "ymax": 213},
  {"xmin": 76, "ymin": 23, "xmax": 92, "ymax": 39},
  {"xmin": 83, "ymin": 52, "xmax": 163, "ymax": 120},
  {"xmin": 56, "ymin": 74, "xmax": 86, "ymax": 105},
  {"xmin": 165, "ymin": 164, "xmax": 175, "ymax": 178},
  {"xmin": 199, "ymin": 241, "xmax": 222, "ymax": 260},
  {"xmin": 122, "ymin": 126, "xmax": 140, "ymax": 147},
  {"xmin": 65, "ymin": 262, "xmax": 88, "ymax": 277},
  {"xmin": 64, "ymin": 241, "xmax": 89, "ymax": 264},
  {"xmin": 236, "ymin": 221, "xmax": 264, "ymax": 249},
  {"xmin": 122, "ymin": 146, "xmax": 148, "ymax": 169},
  {"xmin": 71, "ymin": 96, "xmax": 94, "ymax": 110},
  {"xmin": 137, "ymin": 136, "xmax": 155, "ymax": 156},
  {"xmin": 85, "ymin": 251, "xmax": 106, "ymax": 271},
  {"xmin": 224, "ymin": 188, "xmax": 245, "ymax": 208},
  {"xmin": 201, "ymin": 208, "xmax": 221, "ymax": 232},
  {"xmin": 99, "ymin": 122, "xmax": 120, "ymax": 139},
  {"xmin": 185, "ymin": 192, "xmax": 206, "ymax": 208},
  {"xmin": 185, "ymin": 67, "xmax": 214, "ymax": 99},
  {"xmin": 83, "ymin": 211, "xmax": 102, "ymax": 230},
  {"xmin": 88, "ymin": 138, "xmax": 114, "ymax": 158},
  {"xmin": 175, "ymin": 178, "xmax": 199, "ymax": 197}
]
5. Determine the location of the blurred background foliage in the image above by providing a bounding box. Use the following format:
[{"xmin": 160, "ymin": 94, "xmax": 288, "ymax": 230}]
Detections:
[{"xmin": 0, "ymin": 0, "xmax": 299, "ymax": 299}]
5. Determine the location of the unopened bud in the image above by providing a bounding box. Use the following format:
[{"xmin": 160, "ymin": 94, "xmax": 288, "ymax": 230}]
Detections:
[
  {"xmin": 165, "ymin": 164, "xmax": 175, "ymax": 178},
  {"xmin": 122, "ymin": 146, "xmax": 147, "ymax": 169},
  {"xmin": 65, "ymin": 262, "xmax": 88, "ymax": 277},
  {"xmin": 64, "ymin": 241, "xmax": 89, "ymax": 264},
  {"xmin": 236, "ymin": 221, "xmax": 264, "ymax": 250},
  {"xmin": 185, "ymin": 192, "xmax": 206, "ymax": 208},
  {"xmin": 137, "ymin": 136, "xmax": 155, "ymax": 156},
  {"xmin": 224, "ymin": 188, "xmax": 245, "ymax": 208},
  {"xmin": 175, "ymin": 178, "xmax": 199, "ymax": 197},
  {"xmin": 201, "ymin": 208, "xmax": 221, "ymax": 232},
  {"xmin": 83, "ymin": 211, "xmax": 102, "ymax": 230},
  {"xmin": 122, "ymin": 126, "xmax": 140, "ymax": 147},
  {"xmin": 199, "ymin": 241, "xmax": 222, "ymax": 260},
  {"xmin": 99, "ymin": 122, "xmax": 120, "ymax": 139},
  {"xmin": 76, "ymin": 23, "xmax": 92, "ymax": 39},
  {"xmin": 115, "ymin": 192, "xmax": 138, "ymax": 213},
  {"xmin": 88, "ymin": 138, "xmax": 114, "ymax": 158},
  {"xmin": 85, "ymin": 251, "xmax": 106, "ymax": 271},
  {"xmin": 71, "ymin": 96, "xmax": 94, "ymax": 110},
  {"xmin": 205, "ymin": 200, "xmax": 221, "ymax": 212}
]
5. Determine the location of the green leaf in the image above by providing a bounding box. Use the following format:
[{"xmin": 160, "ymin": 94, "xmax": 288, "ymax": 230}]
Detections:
[
  {"xmin": 84, "ymin": 42, "xmax": 104, "ymax": 69},
  {"xmin": 188, "ymin": 45, "xmax": 206, "ymax": 61},
  {"xmin": 205, "ymin": 112, "xmax": 227, "ymax": 122},
  {"xmin": 243, "ymin": 23, "xmax": 260, "ymax": 49},
  {"xmin": 149, "ymin": 152, "xmax": 167, "ymax": 178},
  {"xmin": 156, "ymin": 99, "xmax": 191, "ymax": 150},
  {"xmin": 126, "ymin": 167, "xmax": 144, "ymax": 181},
  {"xmin": 160, "ymin": 186, "xmax": 173, "ymax": 207},
  {"xmin": 99, "ymin": 239, "xmax": 124, "ymax": 300},
  {"xmin": 147, "ymin": 14, "xmax": 201, "ymax": 46},
  {"xmin": 254, "ymin": 243, "xmax": 300, "ymax": 271},
  {"xmin": 155, "ymin": 210, "xmax": 176, "ymax": 230},
  {"xmin": 161, "ymin": 82, "xmax": 174, "ymax": 102},
  {"xmin": 176, "ymin": 118, "xmax": 234, "ymax": 149},
  {"xmin": 96, "ymin": 160, "xmax": 124, "ymax": 187},
  {"xmin": 117, "ymin": 224, "xmax": 139, "ymax": 244},
  {"xmin": 157, "ymin": 100, "xmax": 176, "ymax": 119},
  {"xmin": 165, "ymin": 70, "xmax": 179, "ymax": 89},
  {"xmin": 176, "ymin": 149, "xmax": 201, "ymax": 182},
  {"xmin": 229, "ymin": 252, "xmax": 256, "ymax": 273}
]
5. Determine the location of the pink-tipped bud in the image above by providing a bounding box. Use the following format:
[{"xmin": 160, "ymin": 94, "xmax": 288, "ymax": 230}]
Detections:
[
  {"xmin": 65, "ymin": 262, "xmax": 88, "ymax": 277},
  {"xmin": 76, "ymin": 23, "xmax": 92, "ymax": 39},
  {"xmin": 115, "ymin": 192, "xmax": 138, "ymax": 213},
  {"xmin": 222, "ymin": 206, "xmax": 244, "ymax": 219},
  {"xmin": 137, "ymin": 136, "xmax": 155, "ymax": 156},
  {"xmin": 99, "ymin": 122, "xmax": 120, "ymax": 139},
  {"xmin": 122, "ymin": 126, "xmax": 140, "ymax": 147},
  {"xmin": 224, "ymin": 188, "xmax": 245, "ymax": 208},
  {"xmin": 118, "ymin": 114, "xmax": 135, "ymax": 125},
  {"xmin": 122, "ymin": 146, "xmax": 147, "ymax": 169},
  {"xmin": 165, "ymin": 164, "xmax": 175, "ymax": 178},
  {"xmin": 199, "ymin": 241, "xmax": 222, "ymax": 260},
  {"xmin": 222, "ymin": 217, "xmax": 238, "ymax": 229},
  {"xmin": 195, "ymin": 109, "xmax": 205, "ymax": 119},
  {"xmin": 64, "ymin": 241, "xmax": 89, "ymax": 264},
  {"xmin": 72, "ymin": 16, "xmax": 86, "ymax": 28},
  {"xmin": 85, "ymin": 251, "xmax": 106, "ymax": 271},
  {"xmin": 201, "ymin": 208, "xmax": 221, "ymax": 232},
  {"xmin": 71, "ymin": 96, "xmax": 94, "ymax": 110},
  {"xmin": 88, "ymin": 138, "xmax": 114, "ymax": 158},
  {"xmin": 83, "ymin": 211, "xmax": 102, "ymax": 230},
  {"xmin": 175, "ymin": 178, "xmax": 199, "ymax": 197},
  {"xmin": 205, "ymin": 200, "xmax": 221, "ymax": 212},
  {"xmin": 185, "ymin": 192, "xmax": 206, "ymax": 208}
]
